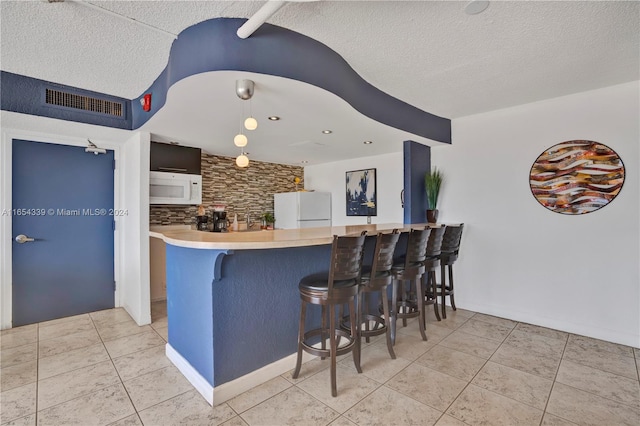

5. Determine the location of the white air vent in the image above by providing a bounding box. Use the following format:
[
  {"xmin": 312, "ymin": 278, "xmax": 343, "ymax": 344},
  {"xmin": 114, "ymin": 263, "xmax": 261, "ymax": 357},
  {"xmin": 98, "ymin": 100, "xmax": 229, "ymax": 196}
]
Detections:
[{"xmin": 45, "ymin": 88, "xmax": 124, "ymax": 117}]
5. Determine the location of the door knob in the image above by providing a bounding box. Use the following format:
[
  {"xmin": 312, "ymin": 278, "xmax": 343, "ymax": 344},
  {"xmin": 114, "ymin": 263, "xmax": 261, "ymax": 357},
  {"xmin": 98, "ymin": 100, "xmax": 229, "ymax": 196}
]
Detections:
[{"xmin": 15, "ymin": 234, "xmax": 35, "ymax": 244}]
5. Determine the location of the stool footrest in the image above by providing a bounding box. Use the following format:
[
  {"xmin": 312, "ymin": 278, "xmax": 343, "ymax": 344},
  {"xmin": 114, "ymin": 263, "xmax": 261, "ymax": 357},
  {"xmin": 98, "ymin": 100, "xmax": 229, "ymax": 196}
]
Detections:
[
  {"xmin": 360, "ymin": 314, "xmax": 387, "ymax": 338},
  {"xmin": 301, "ymin": 328, "xmax": 356, "ymax": 358}
]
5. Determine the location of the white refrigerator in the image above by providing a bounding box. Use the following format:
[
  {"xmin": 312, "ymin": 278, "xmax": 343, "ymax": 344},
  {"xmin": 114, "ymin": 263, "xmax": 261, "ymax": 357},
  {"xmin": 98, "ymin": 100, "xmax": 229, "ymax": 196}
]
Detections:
[{"xmin": 274, "ymin": 192, "xmax": 332, "ymax": 229}]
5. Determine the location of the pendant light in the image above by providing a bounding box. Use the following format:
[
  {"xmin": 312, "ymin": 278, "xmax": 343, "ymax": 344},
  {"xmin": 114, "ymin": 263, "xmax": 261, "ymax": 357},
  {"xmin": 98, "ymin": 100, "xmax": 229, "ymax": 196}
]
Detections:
[
  {"xmin": 234, "ymin": 80, "xmax": 256, "ymax": 166},
  {"xmin": 236, "ymin": 79, "xmax": 258, "ymax": 130},
  {"xmin": 234, "ymin": 133, "xmax": 248, "ymax": 147},
  {"xmin": 236, "ymin": 152, "xmax": 249, "ymax": 168}
]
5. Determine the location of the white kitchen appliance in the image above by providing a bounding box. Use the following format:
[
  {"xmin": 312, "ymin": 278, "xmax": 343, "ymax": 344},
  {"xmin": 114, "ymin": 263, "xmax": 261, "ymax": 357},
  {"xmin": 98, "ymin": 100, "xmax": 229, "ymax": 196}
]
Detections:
[
  {"xmin": 149, "ymin": 171, "xmax": 202, "ymax": 205},
  {"xmin": 274, "ymin": 192, "xmax": 332, "ymax": 229}
]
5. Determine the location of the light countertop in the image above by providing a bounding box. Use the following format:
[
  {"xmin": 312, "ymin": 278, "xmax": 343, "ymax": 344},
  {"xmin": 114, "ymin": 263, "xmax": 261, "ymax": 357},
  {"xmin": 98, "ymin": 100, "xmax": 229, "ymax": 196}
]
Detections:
[{"xmin": 150, "ymin": 223, "xmax": 439, "ymax": 250}]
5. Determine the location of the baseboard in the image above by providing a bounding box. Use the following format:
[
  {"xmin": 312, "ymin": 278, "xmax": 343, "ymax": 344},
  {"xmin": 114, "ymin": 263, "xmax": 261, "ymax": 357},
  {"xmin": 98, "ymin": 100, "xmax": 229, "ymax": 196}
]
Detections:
[
  {"xmin": 212, "ymin": 350, "xmax": 316, "ymax": 405},
  {"xmin": 167, "ymin": 343, "xmax": 317, "ymax": 406},
  {"xmin": 166, "ymin": 343, "xmax": 214, "ymax": 405},
  {"xmin": 457, "ymin": 300, "xmax": 640, "ymax": 349}
]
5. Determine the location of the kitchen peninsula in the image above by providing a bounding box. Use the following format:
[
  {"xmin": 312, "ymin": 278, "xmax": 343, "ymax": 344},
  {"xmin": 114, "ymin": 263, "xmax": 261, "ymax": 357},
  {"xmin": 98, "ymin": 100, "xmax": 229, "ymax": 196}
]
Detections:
[{"xmin": 150, "ymin": 223, "xmax": 423, "ymax": 406}]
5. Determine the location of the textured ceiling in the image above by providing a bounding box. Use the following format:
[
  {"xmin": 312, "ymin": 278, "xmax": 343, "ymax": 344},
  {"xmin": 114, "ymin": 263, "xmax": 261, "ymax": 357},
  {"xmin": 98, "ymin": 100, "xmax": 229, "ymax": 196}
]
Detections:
[{"xmin": 1, "ymin": 0, "xmax": 639, "ymax": 165}]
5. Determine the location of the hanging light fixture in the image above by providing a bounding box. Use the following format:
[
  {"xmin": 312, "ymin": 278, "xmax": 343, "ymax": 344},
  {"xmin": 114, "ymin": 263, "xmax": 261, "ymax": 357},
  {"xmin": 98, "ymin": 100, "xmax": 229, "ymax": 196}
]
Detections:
[
  {"xmin": 234, "ymin": 80, "xmax": 256, "ymax": 166},
  {"xmin": 236, "ymin": 79, "xmax": 258, "ymax": 130},
  {"xmin": 244, "ymin": 115, "xmax": 258, "ymax": 131},
  {"xmin": 234, "ymin": 133, "xmax": 248, "ymax": 147},
  {"xmin": 236, "ymin": 151, "xmax": 249, "ymax": 168}
]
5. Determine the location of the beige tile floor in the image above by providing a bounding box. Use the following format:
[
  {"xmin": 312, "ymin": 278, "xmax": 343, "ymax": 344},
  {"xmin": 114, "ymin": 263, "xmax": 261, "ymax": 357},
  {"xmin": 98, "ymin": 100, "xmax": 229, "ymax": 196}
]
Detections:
[{"xmin": 1, "ymin": 301, "xmax": 639, "ymax": 426}]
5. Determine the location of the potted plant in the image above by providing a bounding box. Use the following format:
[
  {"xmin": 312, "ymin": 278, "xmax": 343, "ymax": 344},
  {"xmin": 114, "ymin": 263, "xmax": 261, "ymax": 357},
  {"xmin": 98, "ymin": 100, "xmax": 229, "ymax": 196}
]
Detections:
[
  {"xmin": 261, "ymin": 212, "xmax": 275, "ymax": 230},
  {"xmin": 424, "ymin": 168, "xmax": 443, "ymax": 223}
]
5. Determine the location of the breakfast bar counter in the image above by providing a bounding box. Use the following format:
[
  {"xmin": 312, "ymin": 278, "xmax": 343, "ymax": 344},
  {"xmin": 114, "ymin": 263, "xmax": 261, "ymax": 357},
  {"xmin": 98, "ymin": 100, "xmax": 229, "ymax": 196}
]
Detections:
[
  {"xmin": 150, "ymin": 223, "xmax": 425, "ymax": 405},
  {"xmin": 150, "ymin": 223, "xmax": 425, "ymax": 249}
]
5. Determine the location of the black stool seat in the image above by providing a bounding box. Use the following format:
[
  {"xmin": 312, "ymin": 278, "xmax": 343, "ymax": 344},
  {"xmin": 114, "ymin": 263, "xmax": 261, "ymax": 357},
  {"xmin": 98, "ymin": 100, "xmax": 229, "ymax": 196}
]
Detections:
[{"xmin": 299, "ymin": 273, "xmax": 358, "ymax": 292}]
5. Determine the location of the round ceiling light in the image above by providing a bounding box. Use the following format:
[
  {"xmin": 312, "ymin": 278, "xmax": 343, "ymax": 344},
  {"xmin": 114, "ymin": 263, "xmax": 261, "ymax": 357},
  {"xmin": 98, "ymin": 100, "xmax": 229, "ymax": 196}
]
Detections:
[
  {"xmin": 321, "ymin": 130, "xmax": 332, "ymax": 134},
  {"xmin": 244, "ymin": 117, "xmax": 258, "ymax": 130},
  {"xmin": 268, "ymin": 116, "xmax": 280, "ymax": 121},
  {"xmin": 236, "ymin": 153, "xmax": 249, "ymax": 168},
  {"xmin": 234, "ymin": 134, "xmax": 248, "ymax": 147},
  {"xmin": 465, "ymin": 1, "xmax": 489, "ymax": 15},
  {"xmin": 363, "ymin": 140, "xmax": 373, "ymax": 145}
]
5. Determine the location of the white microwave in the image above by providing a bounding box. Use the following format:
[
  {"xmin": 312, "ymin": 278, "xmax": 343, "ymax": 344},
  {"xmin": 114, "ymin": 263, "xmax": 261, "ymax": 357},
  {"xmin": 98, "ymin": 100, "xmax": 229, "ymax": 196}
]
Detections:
[{"xmin": 149, "ymin": 171, "xmax": 202, "ymax": 205}]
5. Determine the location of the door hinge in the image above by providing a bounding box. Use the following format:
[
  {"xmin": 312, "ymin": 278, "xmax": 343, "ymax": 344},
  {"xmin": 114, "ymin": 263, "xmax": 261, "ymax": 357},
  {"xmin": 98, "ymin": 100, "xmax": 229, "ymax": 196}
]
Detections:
[
  {"xmin": 112, "ymin": 159, "xmax": 116, "ymax": 170},
  {"xmin": 112, "ymin": 219, "xmax": 116, "ymax": 231},
  {"xmin": 113, "ymin": 281, "xmax": 116, "ymax": 291}
]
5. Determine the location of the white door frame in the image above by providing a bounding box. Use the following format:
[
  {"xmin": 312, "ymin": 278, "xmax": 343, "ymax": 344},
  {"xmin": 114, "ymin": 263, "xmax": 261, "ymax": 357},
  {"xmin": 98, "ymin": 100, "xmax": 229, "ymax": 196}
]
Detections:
[{"xmin": 0, "ymin": 128, "xmax": 123, "ymax": 329}]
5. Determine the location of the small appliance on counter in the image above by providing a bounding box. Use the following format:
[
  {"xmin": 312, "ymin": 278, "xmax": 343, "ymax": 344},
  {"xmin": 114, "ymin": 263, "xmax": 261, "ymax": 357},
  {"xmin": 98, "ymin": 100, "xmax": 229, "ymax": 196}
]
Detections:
[
  {"xmin": 212, "ymin": 211, "xmax": 228, "ymax": 232},
  {"xmin": 196, "ymin": 215, "xmax": 209, "ymax": 231},
  {"xmin": 196, "ymin": 205, "xmax": 209, "ymax": 231}
]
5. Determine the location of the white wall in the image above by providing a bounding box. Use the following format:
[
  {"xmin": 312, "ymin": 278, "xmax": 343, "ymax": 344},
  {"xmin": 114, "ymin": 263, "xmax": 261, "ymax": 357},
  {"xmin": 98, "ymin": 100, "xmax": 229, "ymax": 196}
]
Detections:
[
  {"xmin": 432, "ymin": 81, "xmax": 639, "ymax": 347},
  {"xmin": 304, "ymin": 152, "xmax": 404, "ymax": 226},
  {"xmin": 120, "ymin": 132, "xmax": 151, "ymax": 325},
  {"xmin": 0, "ymin": 111, "xmax": 151, "ymax": 328}
]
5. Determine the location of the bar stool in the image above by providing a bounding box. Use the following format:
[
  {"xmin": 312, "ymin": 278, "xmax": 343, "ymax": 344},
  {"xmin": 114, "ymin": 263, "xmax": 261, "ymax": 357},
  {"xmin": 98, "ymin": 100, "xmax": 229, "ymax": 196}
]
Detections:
[
  {"xmin": 437, "ymin": 224, "xmax": 464, "ymax": 319},
  {"xmin": 355, "ymin": 230, "xmax": 401, "ymax": 361},
  {"xmin": 421, "ymin": 225, "xmax": 446, "ymax": 324},
  {"xmin": 292, "ymin": 233, "xmax": 367, "ymax": 397},
  {"xmin": 390, "ymin": 228, "xmax": 431, "ymax": 342}
]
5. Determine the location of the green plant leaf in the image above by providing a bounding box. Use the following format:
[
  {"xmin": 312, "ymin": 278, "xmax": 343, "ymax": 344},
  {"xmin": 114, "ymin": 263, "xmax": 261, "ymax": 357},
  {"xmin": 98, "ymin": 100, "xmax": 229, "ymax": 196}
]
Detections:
[{"xmin": 424, "ymin": 168, "xmax": 443, "ymax": 210}]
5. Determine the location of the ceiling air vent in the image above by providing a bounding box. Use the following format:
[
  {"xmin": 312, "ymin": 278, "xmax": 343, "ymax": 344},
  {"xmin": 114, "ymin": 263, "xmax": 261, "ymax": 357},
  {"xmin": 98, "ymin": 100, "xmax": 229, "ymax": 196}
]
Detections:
[{"xmin": 45, "ymin": 88, "xmax": 124, "ymax": 117}]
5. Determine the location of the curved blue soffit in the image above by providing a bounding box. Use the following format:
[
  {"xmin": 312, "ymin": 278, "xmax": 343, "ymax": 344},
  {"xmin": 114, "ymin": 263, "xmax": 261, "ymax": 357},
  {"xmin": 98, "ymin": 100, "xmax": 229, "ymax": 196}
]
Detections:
[{"xmin": 133, "ymin": 18, "xmax": 451, "ymax": 144}]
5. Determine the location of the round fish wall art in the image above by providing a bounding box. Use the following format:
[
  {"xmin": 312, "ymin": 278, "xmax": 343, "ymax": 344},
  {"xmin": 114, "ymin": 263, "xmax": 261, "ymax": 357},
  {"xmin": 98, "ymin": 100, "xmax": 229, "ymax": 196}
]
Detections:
[{"xmin": 529, "ymin": 140, "xmax": 625, "ymax": 215}]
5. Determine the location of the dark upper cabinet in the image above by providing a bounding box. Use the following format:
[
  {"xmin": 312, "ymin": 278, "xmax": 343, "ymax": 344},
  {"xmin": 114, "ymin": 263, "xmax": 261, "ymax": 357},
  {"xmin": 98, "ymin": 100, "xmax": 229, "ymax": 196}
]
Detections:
[{"xmin": 150, "ymin": 142, "xmax": 201, "ymax": 175}]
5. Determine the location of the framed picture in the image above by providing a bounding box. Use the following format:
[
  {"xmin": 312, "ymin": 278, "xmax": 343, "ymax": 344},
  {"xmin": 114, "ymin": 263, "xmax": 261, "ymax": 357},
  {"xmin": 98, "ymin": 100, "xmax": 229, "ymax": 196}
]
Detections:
[
  {"xmin": 346, "ymin": 168, "xmax": 377, "ymax": 216},
  {"xmin": 529, "ymin": 140, "xmax": 625, "ymax": 215}
]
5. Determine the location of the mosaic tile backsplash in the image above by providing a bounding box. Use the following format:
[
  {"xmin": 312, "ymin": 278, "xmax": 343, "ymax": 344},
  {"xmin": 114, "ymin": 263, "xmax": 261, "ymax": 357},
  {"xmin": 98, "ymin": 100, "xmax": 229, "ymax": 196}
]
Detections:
[{"xmin": 149, "ymin": 153, "xmax": 304, "ymax": 225}]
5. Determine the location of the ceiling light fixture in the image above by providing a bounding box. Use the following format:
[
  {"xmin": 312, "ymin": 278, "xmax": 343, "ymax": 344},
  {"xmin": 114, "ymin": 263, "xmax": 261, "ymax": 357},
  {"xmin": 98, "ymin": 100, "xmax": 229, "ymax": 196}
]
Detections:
[
  {"xmin": 268, "ymin": 116, "xmax": 280, "ymax": 121},
  {"xmin": 321, "ymin": 130, "xmax": 332, "ymax": 134},
  {"xmin": 233, "ymin": 79, "xmax": 259, "ymax": 165},
  {"xmin": 301, "ymin": 160, "xmax": 309, "ymax": 164},
  {"xmin": 363, "ymin": 140, "xmax": 373, "ymax": 145},
  {"xmin": 236, "ymin": 151, "xmax": 249, "ymax": 168},
  {"xmin": 234, "ymin": 133, "xmax": 248, "ymax": 147},
  {"xmin": 244, "ymin": 116, "xmax": 258, "ymax": 130},
  {"xmin": 236, "ymin": 79, "xmax": 258, "ymax": 131},
  {"xmin": 465, "ymin": 1, "xmax": 490, "ymax": 15}
]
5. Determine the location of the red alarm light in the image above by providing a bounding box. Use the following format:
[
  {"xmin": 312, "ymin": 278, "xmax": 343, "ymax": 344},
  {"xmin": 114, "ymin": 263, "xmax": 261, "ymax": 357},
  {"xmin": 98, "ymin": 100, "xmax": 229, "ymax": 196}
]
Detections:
[{"xmin": 141, "ymin": 94, "xmax": 152, "ymax": 112}]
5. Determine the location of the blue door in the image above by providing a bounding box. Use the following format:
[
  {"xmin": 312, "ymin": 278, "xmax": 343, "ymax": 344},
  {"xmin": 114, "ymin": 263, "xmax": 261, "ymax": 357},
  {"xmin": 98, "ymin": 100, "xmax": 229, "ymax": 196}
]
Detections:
[{"xmin": 12, "ymin": 140, "xmax": 115, "ymax": 326}]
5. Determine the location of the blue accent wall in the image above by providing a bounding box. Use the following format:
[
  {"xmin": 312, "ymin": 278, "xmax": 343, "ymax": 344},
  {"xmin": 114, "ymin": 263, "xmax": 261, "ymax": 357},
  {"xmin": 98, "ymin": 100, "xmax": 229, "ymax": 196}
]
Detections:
[
  {"xmin": 133, "ymin": 18, "xmax": 451, "ymax": 144},
  {"xmin": 1, "ymin": 71, "xmax": 132, "ymax": 130},
  {"xmin": 166, "ymin": 245, "xmax": 225, "ymax": 385},
  {"xmin": 403, "ymin": 140, "xmax": 431, "ymax": 224},
  {"xmin": 165, "ymin": 234, "xmax": 408, "ymax": 388}
]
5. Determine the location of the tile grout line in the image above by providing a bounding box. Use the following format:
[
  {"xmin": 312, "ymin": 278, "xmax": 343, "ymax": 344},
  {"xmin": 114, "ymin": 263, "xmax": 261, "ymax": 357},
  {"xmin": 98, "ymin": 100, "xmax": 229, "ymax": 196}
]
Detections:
[
  {"xmin": 432, "ymin": 318, "xmax": 516, "ymax": 424},
  {"xmin": 91, "ymin": 310, "xmax": 143, "ymax": 426}
]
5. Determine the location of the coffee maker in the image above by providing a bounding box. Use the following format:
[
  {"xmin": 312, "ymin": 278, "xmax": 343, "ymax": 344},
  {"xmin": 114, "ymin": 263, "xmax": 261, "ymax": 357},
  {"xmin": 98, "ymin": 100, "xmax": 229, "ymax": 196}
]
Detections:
[
  {"xmin": 196, "ymin": 215, "xmax": 209, "ymax": 231},
  {"xmin": 212, "ymin": 211, "xmax": 228, "ymax": 232}
]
